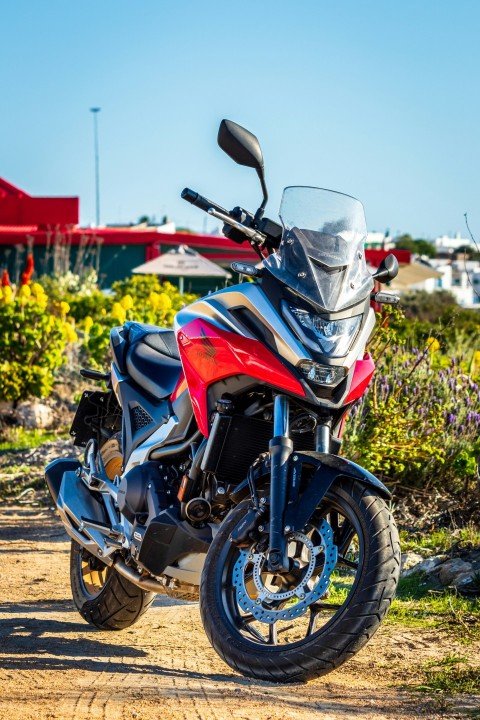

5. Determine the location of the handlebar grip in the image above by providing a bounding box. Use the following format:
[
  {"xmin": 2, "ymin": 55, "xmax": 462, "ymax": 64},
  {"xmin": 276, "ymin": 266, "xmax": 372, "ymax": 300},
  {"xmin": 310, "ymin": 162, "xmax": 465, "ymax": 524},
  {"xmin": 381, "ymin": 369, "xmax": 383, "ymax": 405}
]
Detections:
[{"xmin": 181, "ymin": 187, "xmax": 228, "ymax": 216}]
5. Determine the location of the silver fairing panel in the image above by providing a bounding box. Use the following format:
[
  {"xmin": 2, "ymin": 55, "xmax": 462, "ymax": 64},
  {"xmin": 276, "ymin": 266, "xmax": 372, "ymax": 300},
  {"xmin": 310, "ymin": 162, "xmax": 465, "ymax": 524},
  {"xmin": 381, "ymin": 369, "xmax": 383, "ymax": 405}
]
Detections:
[{"xmin": 175, "ymin": 282, "xmax": 312, "ymax": 368}]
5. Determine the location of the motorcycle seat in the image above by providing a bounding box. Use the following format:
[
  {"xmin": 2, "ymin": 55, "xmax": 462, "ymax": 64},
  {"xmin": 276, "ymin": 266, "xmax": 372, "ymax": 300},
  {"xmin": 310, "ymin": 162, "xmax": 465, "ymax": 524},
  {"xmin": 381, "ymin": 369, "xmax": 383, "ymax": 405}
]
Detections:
[
  {"xmin": 123, "ymin": 320, "xmax": 180, "ymax": 360},
  {"xmin": 124, "ymin": 321, "xmax": 180, "ymax": 360},
  {"xmin": 126, "ymin": 341, "xmax": 182, "ymax": 400}
]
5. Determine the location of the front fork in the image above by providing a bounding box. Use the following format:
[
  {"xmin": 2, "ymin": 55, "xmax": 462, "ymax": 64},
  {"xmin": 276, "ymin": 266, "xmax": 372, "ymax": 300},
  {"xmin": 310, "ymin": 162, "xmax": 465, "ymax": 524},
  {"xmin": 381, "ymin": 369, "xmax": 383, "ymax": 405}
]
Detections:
[{"xmin": 268, "ymin": 395, "xmax": 331, "ymax": 572}]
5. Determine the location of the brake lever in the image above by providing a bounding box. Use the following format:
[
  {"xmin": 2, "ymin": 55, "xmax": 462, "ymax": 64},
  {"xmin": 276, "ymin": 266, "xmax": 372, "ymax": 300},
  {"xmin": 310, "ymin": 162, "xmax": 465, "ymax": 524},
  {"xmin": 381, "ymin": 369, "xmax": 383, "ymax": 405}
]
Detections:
[{"xmin": 207, "ymin": 207, "xmax": 267, "ymax": 246}]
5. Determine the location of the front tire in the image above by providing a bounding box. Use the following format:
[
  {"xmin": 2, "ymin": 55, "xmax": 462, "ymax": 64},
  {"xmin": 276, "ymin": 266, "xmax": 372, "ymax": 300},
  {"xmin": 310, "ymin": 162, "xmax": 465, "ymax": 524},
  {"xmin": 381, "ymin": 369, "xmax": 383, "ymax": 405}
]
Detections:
[
  {"xmin": 70, "ymin": 541, "xmax": 156, "ymax": 630},
  {"xmin": 200, "ymin": 479, "xmax": 400, "ymax": 683}
]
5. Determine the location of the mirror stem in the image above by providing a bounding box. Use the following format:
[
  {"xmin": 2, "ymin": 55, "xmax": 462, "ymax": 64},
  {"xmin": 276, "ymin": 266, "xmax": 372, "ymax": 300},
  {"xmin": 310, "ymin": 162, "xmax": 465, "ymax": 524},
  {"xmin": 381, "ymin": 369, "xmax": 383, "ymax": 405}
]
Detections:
[{"xmin": 254, "ymin": 168, "xmax": 268, "ymax": 224}]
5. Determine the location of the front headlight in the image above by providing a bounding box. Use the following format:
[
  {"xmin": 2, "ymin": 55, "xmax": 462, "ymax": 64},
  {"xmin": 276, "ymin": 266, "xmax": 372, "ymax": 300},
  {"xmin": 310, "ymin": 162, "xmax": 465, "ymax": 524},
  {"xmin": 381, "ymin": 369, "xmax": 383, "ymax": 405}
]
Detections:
[
  {"xmin": 298, "ymin": 361, "xmax": 346, "ymax": 386},
  {"xmin": 288, "ymin": 305, "xmax": 362, "ymax": 357}
]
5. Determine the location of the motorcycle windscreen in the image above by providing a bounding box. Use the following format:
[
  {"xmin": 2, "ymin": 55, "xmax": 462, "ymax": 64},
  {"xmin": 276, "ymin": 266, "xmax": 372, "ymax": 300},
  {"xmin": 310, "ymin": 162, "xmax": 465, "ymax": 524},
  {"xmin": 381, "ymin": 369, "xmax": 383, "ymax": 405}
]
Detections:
[{"xmin": 264, "ymin": 186, "xmax": 374, "ymax": 312}]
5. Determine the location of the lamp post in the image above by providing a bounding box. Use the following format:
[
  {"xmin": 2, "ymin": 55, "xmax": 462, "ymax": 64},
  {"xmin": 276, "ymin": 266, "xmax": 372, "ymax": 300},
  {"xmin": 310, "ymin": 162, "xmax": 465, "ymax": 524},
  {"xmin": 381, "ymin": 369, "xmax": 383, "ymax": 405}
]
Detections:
[{"xmin": 90, "ymin": 107, "xmax": 101, "ymax": 226}]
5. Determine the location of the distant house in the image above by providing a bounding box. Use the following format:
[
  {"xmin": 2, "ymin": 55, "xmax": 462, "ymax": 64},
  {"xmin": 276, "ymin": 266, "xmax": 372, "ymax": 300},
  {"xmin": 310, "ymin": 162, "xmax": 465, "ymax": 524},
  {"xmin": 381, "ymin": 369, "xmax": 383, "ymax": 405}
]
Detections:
[
  {"xmin": 388, "ymin": 255, "xmax": 480, "ymax": 307},
  {"xmin": 430, "ymin": 233, "xmax": 472, "ymax": 254}
]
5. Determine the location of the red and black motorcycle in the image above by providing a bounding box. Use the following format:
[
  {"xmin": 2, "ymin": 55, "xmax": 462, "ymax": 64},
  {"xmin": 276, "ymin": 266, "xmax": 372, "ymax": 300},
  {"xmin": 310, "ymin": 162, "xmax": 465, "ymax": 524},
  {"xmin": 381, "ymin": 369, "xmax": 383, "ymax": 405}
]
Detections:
[{"xmin": 46, "ymin": 120, "xmax": 401, "ymax": 683}]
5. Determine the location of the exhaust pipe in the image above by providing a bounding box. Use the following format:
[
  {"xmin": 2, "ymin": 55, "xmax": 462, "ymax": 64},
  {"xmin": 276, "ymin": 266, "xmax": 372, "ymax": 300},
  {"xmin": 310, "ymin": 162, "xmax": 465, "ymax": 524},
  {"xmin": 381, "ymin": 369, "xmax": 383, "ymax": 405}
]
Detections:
[
  {"xmin": 114, "ymin": 558, "xmax": 168, "ymax": 593},
  {"xmin": 114, "ymin": 557, "xmax": 199, "ymax": 600}
]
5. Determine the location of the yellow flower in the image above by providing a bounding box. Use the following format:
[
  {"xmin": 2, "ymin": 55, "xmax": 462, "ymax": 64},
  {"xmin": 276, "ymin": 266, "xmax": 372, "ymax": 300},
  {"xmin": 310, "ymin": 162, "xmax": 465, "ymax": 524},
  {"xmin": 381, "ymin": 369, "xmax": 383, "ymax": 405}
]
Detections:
[
  {"xmin": 64, "ymin": 322, "xmax": 78, "ymax": 343},
  {"xmin": 470, "ymin": 350, "xmax": 480, "ymax": 377},
  {"xmin": 149, "ymin": 291, "xmax": 160, "ymax": 310},
  {"xmin": 35, "ymin": 294, "xmax": 48, "ymax": 310},
  {"xmin": 120, "ymin": 294, "xmax": 134, "ymax": 310},
  {"xmin": 84, "ymin": 316, "xmax": 94, "ymax": 334},
  {"xmin": 18, "ymin": 284, "xmax": 31, "ymax": 299},
  {"xmin": 111, "ymin": 302, "xmax": 126, "ymax": 325},
  {"xmin": 60, "ymin": 300, "xmax": 70, "ymax": 316},
  {"xmin": 156, "ymin": 292, "xmax": 172, "ymax": 314},
  {"xmin": 31, "ymin": 282, "xmax": 46, "ymax": 298},
  {"xmin": 1, "ymin": 286, "xmax": 13, "ymax": 303},
  {"xmin": 426, "ymin": 337, "xmax": 440, "ymax": 354}
]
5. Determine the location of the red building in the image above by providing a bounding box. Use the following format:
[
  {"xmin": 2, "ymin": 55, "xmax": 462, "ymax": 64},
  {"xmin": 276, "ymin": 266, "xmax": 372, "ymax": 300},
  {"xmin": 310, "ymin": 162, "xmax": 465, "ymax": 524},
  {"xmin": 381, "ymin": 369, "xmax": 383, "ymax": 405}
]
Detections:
[{"xmin": 0, "ymin": 177, "xmax": 410, "ymax": 291}]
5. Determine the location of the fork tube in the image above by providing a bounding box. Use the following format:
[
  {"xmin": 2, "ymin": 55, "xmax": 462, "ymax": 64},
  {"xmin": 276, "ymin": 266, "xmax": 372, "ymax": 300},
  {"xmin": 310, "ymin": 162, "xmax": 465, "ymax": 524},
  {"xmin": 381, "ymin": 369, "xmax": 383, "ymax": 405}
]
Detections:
[
  {"xmin": 268, "ymin": 395, "xmax": 293, "ymax": 573},
  {"xmin": 315, "ymin": 421, "xmax": 331, "ymax": 453}
]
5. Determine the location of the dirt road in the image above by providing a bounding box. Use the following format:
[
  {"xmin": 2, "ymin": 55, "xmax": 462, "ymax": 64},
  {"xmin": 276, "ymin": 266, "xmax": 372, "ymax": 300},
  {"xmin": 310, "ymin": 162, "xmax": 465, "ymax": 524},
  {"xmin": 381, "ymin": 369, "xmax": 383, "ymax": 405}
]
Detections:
[{"xmin": 0, "ymin": 505, "xmax": 478, "ymax": 720}]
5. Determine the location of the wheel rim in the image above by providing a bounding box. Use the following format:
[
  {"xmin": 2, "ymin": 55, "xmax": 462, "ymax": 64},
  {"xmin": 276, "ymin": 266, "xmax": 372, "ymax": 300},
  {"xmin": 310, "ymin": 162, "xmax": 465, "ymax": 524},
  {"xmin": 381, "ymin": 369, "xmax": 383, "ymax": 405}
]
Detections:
[
  {"xmin": 220, "ymin": 494, "xmax": 365, "ymax": 648},
  {"xmin": 80, "ymin": 555, "xmax": 108, "ymax": 597}
]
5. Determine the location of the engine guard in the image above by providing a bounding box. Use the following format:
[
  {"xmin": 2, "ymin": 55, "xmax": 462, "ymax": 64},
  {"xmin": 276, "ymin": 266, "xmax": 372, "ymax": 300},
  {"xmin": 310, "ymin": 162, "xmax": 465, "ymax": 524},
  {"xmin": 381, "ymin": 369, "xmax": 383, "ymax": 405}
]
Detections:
[{"xmin": 283, "ymin": 451, "xmax": 391, "ymax": 532}]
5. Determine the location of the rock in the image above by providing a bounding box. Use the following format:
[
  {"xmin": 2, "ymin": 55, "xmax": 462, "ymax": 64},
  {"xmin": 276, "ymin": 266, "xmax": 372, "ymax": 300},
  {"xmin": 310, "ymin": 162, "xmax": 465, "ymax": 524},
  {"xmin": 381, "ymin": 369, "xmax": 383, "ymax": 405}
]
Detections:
[
  {"xmin": 451, "ymin": 571, "xmax": 475, "ymax": 589},
  {"xmin": 438, "ymin": 558, "xmax": 473, "ymax": 586},
  {"xmin": 403, "ymin": 555, "xmax": 445, "ymax": 577},
  {"xmin": 15, "ymin": 401, "xmax": 55, "ymax": 430},
  {"xmin": 401, "ymin": 552, "xmax": 424, "ymax": 575}
]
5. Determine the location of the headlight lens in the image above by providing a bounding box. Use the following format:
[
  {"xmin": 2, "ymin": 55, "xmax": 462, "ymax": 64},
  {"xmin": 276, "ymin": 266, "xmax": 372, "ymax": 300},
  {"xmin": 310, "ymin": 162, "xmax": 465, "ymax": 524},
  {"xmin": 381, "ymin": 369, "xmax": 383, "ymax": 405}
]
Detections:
[
  {"xmin": 298, "ymin": 361, "xmax": 346, "ymax": 386},
  {"xmin": 289, "ymin": 305, "xmax": 362, "ymax": 357}
]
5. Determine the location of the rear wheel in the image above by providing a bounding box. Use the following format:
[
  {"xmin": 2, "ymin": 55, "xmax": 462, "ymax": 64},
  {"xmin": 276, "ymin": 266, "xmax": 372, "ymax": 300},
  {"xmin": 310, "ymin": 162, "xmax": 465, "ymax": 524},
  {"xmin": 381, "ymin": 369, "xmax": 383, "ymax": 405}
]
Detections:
[
  {"xmin": 70, "ymin": 541, "xmax": 155, "ymax": 630},
  {"xmin": 200, "ymin": 478, "xmax": 400, "ymax": 683}
]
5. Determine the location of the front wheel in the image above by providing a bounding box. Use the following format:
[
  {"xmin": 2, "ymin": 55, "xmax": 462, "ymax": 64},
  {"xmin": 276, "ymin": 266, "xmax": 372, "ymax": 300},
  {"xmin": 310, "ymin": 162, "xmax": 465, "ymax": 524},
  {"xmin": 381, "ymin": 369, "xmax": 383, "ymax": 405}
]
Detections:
[
  {"xmin": 70, "ymin": 541, "xmax": 156, "ymax": 630},
  {"xmin": 200, "ymin": 478, "xmax": 400, "ymax": 683}
]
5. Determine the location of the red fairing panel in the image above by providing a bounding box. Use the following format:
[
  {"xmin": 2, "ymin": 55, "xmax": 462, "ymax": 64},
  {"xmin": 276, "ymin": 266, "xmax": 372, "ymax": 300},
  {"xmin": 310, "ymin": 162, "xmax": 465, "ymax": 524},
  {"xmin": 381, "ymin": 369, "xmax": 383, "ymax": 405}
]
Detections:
[
  {"xmin": 344, "ymin": 353, "xmax": 375, "ymax": 404},
  {"xmin": 176, "ymin": 319, "xmax": 306, "ymax": 436},
  {"xmin": 171, "ymin": 369, "xmax": 187, "ymax": 402}
]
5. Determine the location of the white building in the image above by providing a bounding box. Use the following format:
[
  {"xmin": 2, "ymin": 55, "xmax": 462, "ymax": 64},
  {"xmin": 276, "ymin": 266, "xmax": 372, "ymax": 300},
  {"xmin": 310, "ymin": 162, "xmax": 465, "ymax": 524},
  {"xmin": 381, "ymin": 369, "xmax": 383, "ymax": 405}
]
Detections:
[
  {"xmin": 390, "ymin": 256, "xmax": 480, "ymax": 307},
  {"xmin": 430, "ymin": 233, "xmax": 472, "ymax": 254}
]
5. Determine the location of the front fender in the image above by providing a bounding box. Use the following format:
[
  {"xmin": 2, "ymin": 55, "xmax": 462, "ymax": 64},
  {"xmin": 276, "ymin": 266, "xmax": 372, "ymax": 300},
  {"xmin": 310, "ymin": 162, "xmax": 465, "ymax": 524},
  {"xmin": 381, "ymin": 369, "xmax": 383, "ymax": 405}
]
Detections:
[
  {"xmin": 284, "ymin": 451, "xmax": 391, "ymax": 532},
  {"xmin": 310, "ymin": 452, "xmax": 391, "ymax": 497}
]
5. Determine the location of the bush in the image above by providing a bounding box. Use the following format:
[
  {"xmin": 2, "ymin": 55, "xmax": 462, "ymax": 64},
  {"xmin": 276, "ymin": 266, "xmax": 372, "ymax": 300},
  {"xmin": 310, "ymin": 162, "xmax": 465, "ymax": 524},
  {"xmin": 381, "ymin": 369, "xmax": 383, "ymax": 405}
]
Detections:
[
  {"xmin": 343, "ymin": 307, "xmax": 480, "ymax": 495},
  {"xmin": 0, "ymin": 283, "xmax": 77, "ymax": 402},
  {"xmin": 78, "ymin": 275, "xmax": 198, "ymax": 369}
]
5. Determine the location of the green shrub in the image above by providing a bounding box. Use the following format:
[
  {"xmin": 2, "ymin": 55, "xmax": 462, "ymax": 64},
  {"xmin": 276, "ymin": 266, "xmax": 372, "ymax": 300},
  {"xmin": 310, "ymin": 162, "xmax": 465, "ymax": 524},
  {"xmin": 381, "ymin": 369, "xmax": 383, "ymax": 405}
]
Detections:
[
  {"xmin": 0, "ymin": 283, "xmax": 77, "ymax": 402},
  {"xmin": 343, "ymin": 307, "xmax": 480, "ymax": 494}
]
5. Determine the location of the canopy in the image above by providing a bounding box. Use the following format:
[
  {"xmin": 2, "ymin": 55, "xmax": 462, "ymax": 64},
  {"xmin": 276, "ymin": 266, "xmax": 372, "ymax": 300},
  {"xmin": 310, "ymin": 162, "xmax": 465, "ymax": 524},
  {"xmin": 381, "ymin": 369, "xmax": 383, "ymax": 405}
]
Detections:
[{"xmin": 132, "ymin": 244, "xmax": 231, "ymax": 292}]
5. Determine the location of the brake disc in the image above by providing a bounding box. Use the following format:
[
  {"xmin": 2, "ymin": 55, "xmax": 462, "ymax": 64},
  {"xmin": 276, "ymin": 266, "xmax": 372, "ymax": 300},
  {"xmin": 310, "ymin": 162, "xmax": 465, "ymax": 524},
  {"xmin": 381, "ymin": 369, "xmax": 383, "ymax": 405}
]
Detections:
[{"xmin": 232, "ymin": 518, "xmax": 338, "ymax": 624}]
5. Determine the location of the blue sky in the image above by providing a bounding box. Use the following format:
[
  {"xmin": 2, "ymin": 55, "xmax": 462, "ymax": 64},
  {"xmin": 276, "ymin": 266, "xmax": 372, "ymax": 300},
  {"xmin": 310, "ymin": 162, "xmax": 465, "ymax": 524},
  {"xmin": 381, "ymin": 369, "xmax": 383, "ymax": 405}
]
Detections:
[{"xmin": 1, "ymin": 1, "xmax": 479, "ymax": 238}]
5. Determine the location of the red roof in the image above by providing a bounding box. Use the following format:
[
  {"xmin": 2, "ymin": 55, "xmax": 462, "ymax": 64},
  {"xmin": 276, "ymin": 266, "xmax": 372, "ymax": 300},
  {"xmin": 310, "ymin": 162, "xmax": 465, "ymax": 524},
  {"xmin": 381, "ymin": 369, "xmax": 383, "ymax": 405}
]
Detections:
[
  {"xmin": 0, "ymin": 177, "xmax": 411, "ymax": 269},
  {"xmin": 0, "ymin": 177, "xmax": 79, "ymax": 227}
]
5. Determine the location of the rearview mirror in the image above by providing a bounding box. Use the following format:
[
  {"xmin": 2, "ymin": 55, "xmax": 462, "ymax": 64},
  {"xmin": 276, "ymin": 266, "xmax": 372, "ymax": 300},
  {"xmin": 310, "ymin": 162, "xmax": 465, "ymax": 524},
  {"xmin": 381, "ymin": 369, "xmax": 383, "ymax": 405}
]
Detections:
[
  {"xmin": 373, "ymin": 254, "xmax": 399, "ymax": 283},
  {"xmin": 218, "ymin": 119, "xmax": 264, "ymax": 170},
  {"xmin": 218, "ymin": 119, "xmax": 269, "ymax": 221}
]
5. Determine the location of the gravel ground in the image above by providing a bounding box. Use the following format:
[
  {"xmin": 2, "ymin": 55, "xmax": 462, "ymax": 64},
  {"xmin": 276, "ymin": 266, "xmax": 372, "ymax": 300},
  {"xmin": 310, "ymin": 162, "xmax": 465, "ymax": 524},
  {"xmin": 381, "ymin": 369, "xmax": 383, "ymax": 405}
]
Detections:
[{"xmin": 0, "ymin": 505, "xmax": 479, "ymax": 720}]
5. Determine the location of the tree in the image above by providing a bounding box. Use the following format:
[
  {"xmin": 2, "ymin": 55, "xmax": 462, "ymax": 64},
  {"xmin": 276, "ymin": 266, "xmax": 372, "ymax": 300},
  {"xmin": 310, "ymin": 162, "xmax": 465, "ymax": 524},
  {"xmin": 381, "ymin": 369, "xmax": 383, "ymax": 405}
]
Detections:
[
  {"xmin": 414, "ymin": 239, "xmax": 437, "ymax": 258},
  {"xmin": 395, "ymin": 234, "xmax": 436, "ymax": 258},
  {"xmin": 395, "ymin": 234, "xmax": 416, "ymax": 252}
]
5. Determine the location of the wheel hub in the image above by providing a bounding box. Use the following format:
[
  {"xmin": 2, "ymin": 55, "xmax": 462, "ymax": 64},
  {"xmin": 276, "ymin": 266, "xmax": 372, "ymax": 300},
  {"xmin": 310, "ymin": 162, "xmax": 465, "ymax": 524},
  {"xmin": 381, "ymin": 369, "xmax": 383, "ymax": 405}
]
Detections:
[{"xmin": 232, "ymin": 518, "xmax": 338, "ymax": 624}]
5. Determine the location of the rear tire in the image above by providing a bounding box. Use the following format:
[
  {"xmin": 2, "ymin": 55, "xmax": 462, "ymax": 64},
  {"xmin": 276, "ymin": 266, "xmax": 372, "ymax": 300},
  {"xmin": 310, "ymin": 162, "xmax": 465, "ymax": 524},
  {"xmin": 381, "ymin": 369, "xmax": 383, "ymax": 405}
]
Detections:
[
  {"xmin": 70, "ymin": 540, "xmax": 155, "ymax": 630},
  {"xmin": 200, "ymin": 479, "xmax": 400, "ymax": 683}
]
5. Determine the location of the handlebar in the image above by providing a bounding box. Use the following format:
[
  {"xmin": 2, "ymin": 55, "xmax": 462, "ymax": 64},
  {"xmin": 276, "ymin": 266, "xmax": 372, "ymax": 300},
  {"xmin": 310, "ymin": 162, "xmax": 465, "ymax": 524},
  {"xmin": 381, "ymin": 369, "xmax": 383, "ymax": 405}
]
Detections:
[
  {"xmin": 181, "ymin": 187, "xmax": 282, "ymax": 255},
  {"xmin": 181, "ymin": 188, "xmax": 229, "ymax": 217}
]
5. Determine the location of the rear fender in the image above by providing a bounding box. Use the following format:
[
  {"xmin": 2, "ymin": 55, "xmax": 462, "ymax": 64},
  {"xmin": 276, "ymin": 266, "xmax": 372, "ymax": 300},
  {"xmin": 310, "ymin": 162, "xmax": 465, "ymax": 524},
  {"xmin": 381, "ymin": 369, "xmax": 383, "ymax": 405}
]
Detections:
[{"xmin": 284, "ymin": 451, "xmax": 391, "ymax": 532}]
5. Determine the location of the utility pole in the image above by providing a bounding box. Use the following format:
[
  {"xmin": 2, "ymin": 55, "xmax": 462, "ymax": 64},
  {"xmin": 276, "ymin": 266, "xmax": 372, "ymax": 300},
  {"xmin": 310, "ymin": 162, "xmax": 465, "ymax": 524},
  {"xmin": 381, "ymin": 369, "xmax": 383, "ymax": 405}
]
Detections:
[{"xmin": 90, "ymin": 107, "xmax": 101, "ymax": 226}]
